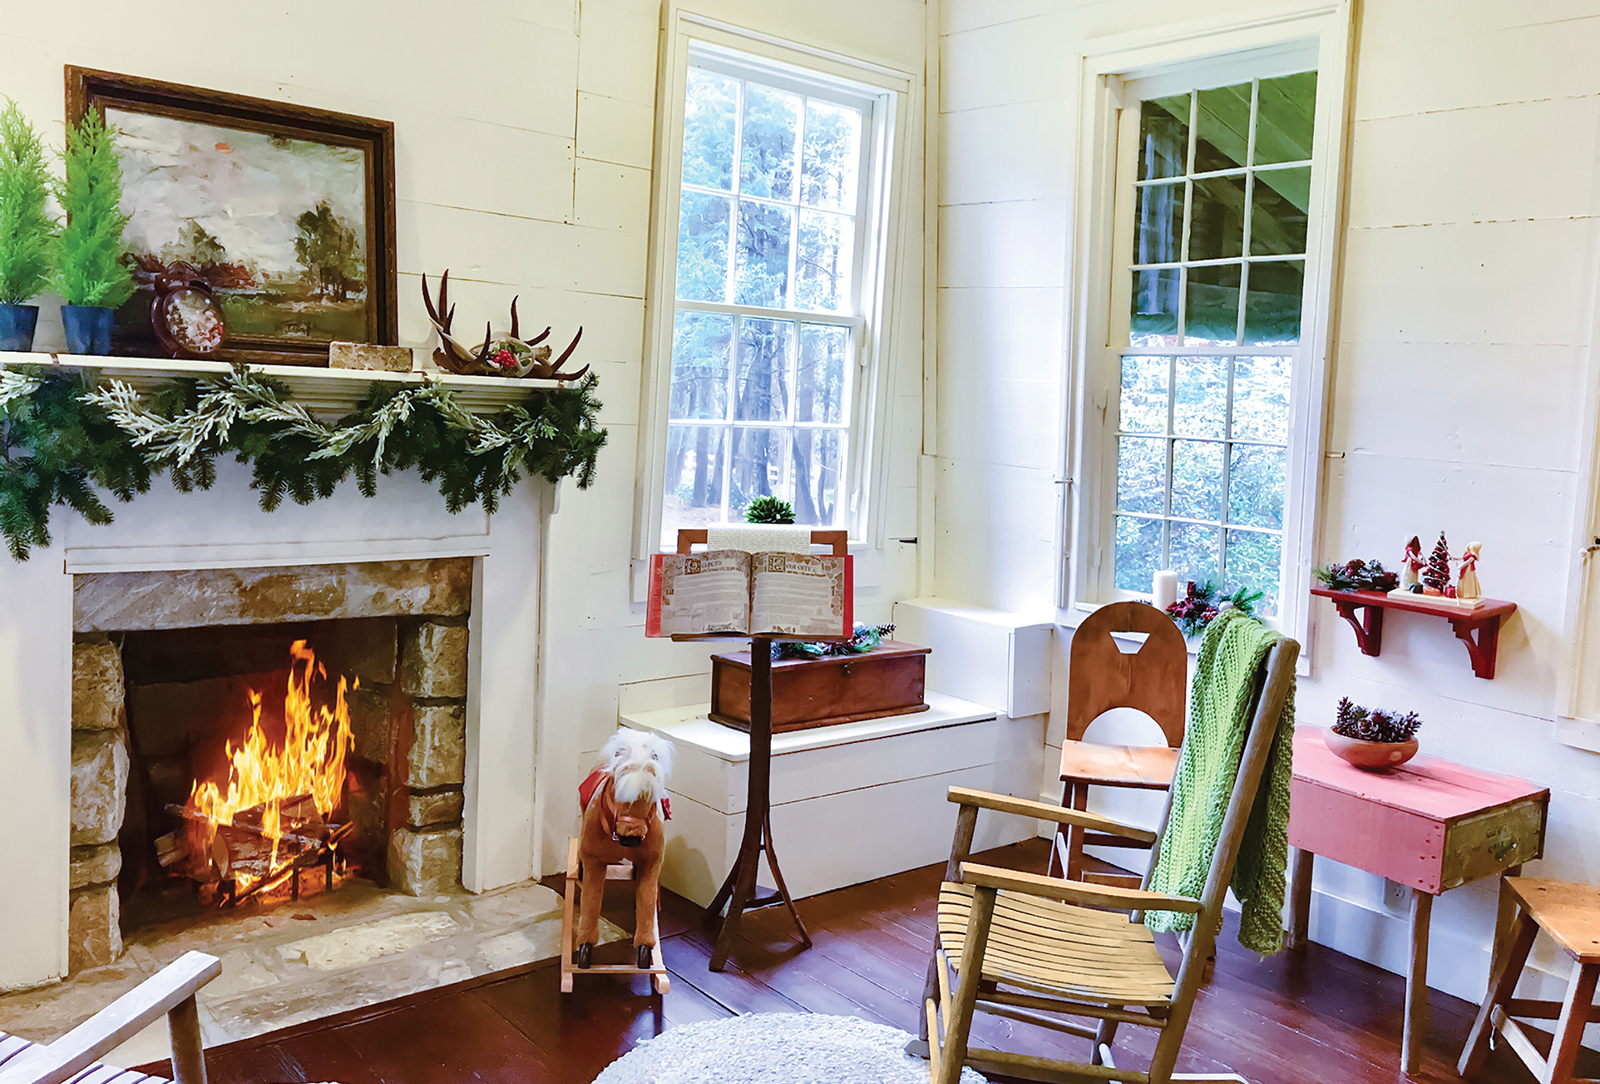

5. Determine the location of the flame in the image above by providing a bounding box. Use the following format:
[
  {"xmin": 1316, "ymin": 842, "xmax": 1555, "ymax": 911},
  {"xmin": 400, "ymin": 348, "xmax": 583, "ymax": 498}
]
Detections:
[{"xmin": 186, "ymin": 640, "xmax": 355, "ymax": 893}]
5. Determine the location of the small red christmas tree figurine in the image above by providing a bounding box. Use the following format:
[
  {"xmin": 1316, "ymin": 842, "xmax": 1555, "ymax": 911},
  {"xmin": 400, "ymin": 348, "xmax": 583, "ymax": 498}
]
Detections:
[{"xmin": 1423, "ymin": 531, "xmax": 1451, "ymax": 593}]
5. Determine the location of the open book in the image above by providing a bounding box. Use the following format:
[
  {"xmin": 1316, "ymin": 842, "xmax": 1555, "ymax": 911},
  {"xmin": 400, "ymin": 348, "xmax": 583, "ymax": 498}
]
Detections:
[{"xmin": 645, "ymin": 551, "xmax": 853, "ymax": 638}]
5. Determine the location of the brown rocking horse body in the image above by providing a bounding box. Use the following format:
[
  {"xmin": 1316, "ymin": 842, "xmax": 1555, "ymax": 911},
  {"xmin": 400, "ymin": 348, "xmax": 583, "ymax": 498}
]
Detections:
[{"xmin": 574, "ymin": 729, "xmax": 673, "ymax": 974}]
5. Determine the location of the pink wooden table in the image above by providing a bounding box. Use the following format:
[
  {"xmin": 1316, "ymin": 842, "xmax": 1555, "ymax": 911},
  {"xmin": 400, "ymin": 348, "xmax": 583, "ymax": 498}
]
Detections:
[{"xmin": 1287, "ymin": 729, "xmax": 1548, "ymax": 1075}]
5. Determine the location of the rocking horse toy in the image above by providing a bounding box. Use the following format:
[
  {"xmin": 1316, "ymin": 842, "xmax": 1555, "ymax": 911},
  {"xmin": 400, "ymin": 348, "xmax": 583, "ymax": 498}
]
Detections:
[{"xmin": 560, "ymin": 728, "xmax": 674, "ymax": 994}]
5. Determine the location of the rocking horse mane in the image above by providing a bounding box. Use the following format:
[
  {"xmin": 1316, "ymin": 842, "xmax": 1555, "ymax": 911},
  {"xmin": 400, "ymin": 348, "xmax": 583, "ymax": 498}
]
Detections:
[{"xmin": 598, "ymin": 729, "xmax": 674, "ymax": 806}]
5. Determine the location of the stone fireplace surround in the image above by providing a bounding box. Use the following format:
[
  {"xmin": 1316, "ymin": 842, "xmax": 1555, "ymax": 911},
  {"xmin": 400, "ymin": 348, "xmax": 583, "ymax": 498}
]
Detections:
[
  {"xmin": 69, "ymin": 561, "xmax": 475, "ymax": 973},
  {"xmin": 0, "ymin": 461, "xmax": 549, "ymax": 991}
]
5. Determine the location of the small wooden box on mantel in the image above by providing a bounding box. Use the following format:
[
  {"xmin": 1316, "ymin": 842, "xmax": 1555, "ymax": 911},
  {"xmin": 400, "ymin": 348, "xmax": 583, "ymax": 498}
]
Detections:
[{"xmin": 709, "ymin": 640, "xmax": 932, "ymax": 733}]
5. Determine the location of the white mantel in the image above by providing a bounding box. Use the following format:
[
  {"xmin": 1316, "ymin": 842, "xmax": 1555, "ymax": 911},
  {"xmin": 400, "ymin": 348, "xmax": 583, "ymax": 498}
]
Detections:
[{"xmin": 0, "ymin": 398, "xmax": 553, "ymax": 988}]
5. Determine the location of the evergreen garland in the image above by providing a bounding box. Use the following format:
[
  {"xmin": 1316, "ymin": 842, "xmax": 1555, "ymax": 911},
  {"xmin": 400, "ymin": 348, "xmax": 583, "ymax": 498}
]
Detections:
[
  {"xmin": 0, "ymin": 99, "xmax": 56, "ymax": 306},
  {"xmin": 53, "ymin": 111, "xmax": 134, "ymax": 309},
  {"xmin": 0, "ymin": 362, "xmax": 606, "ymax": 560}
]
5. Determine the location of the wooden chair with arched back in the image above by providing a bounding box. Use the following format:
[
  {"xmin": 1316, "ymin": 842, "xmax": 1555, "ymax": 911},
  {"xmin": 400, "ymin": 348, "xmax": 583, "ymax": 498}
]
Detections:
[{"xmin": 1050, "ymin": 601, "xmax": 1187, "ymax": 885}]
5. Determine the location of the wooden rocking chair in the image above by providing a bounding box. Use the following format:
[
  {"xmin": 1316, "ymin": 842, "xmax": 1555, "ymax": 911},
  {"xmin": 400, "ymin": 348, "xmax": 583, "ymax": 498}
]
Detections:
[
  {"xmin": 917, "ymin": 635, "xmax": 1298, "ymax": 1084},
  {"xmin": 0, "ymin": 951, "xmax": 220, "ymax": 1084}
]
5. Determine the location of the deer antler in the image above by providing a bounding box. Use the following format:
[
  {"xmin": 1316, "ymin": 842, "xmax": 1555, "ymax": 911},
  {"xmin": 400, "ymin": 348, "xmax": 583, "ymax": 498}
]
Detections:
[
  {"xmin": 422, "ymin": 269, "xmax": 588, "ymax": 379},
  {"xmin": 422, "ymin": 270, "xmax": 490, "ymax": 374}
]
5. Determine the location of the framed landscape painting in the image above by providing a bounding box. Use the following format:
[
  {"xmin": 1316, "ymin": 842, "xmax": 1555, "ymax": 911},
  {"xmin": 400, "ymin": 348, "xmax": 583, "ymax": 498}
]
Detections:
[{"xmin": 67, "ymin": 67, "xmax": 397, "ymax": 366}]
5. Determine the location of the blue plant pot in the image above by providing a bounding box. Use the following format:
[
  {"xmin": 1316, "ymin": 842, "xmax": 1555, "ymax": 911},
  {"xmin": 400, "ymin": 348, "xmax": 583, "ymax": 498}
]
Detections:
[
  {"xmin": 61, "ymin": 304, "xmax": 115, "ymax": 355},
  {"xmin": 0, "ymin": 304, "xmax": 39, "ymax": 352}
]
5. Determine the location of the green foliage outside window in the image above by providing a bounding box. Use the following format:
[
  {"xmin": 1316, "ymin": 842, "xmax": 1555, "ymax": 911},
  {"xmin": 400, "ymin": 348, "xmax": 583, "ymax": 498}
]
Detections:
[{"xmin": 0, "ymin": 100, "xmax": 56, "ymax": 307}]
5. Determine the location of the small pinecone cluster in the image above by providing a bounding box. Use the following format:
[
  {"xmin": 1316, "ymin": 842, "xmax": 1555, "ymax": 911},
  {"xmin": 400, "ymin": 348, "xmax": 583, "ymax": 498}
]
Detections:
[
  {"xmin": 1314, "ymin": 558, "xmax": 1399, "ymax": 593},
  {"xmin": 1333, "ymin": 697, "xmax": 1422, "ymax": 743}
]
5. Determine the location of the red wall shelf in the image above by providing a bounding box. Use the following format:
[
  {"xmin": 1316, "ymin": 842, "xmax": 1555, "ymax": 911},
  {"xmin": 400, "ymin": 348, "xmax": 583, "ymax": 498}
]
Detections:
[{"xmin": 1310, "ymin": 587, "xmax": 1517, "ymax": 679}]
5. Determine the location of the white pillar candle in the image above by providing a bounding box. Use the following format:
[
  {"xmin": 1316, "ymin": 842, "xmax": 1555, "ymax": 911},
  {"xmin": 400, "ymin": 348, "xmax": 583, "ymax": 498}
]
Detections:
[{"xmin": 1152, "ymin": 569, "xmax": 1179, "ymax": 610}]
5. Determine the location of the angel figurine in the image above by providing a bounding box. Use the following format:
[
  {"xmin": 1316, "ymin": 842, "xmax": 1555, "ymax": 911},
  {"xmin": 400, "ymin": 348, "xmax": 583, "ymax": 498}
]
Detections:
[
  {"xmin": 1400, "ymin": 535, "xmax": 1425, "ymax": 590},
  {"xmin": 1457, "ymin": 542, "xmax": 1482, "ymax": 600}
]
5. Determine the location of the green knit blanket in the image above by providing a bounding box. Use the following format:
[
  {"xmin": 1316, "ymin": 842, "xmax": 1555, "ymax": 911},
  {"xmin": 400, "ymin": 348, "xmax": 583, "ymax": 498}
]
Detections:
[{"xmin": 1145, "ymin": 609, "xmax": 1294, "ymax": 955}]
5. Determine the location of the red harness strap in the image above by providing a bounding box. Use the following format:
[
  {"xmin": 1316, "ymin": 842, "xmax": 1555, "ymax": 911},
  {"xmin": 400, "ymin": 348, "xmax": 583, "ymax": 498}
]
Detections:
[{"xmin": 578, "ymin": 769, "xmax": 671, "ymax": 825}]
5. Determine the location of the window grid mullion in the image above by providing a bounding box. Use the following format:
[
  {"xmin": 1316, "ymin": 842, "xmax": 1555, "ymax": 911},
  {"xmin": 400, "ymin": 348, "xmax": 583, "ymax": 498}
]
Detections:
[
  {"xmin": 1163, "ymin": 354, "xmax": 1178, "ymax": 569},
  {"xmin": 724, "ymin": 81, "xmax": 745, "ymax": 306}
]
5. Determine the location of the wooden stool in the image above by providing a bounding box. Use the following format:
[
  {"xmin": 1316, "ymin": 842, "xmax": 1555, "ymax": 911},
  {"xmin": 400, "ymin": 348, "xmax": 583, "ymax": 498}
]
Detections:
[{"xmin": 1460, "ymin": 878, "xmax": 1600, "ymax": 1083}]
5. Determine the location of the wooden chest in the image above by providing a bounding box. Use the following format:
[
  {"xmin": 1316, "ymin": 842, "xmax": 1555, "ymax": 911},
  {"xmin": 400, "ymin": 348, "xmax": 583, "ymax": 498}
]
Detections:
[
  {"xmin": 1288, "ymin": 729, "xmax": 1548, "ymax": 894},
  {"xmin": 709, "ymin": 640, "xmax": 932, "ymax": 733}
]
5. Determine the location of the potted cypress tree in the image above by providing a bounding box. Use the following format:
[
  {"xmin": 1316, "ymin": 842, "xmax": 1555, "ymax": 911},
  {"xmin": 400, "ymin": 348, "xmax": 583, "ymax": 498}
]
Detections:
[
  {"xmin": 0, "ymin": 99, "xmax": 56, "ymax": 352},
  {"xmin": 54, "ymin": 110, "xmax": 132, "ymax": 355}
]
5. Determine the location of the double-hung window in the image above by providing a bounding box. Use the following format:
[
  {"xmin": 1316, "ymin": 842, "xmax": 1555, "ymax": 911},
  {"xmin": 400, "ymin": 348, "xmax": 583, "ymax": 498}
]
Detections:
[
  {"xmin": 646, "ymin": 36, "xmax": 898, "ymax": 553},
  {"xmin": 1070, "ymin": 14, "xmax": 1350, "ymax": 638},
  {"xmin": 1108, "ymin": 68, "xmax": 1317, "ymax": 619}
]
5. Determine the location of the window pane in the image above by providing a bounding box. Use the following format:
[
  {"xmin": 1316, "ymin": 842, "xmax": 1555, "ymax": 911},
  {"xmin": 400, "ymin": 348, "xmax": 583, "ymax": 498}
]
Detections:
[
  {"xmin": 1225, "ymin": 529, "xmax": 1281, "ymax": 617},
  {"xmin": 735, "ymin": 318, "xmax": 792, "ymax": 421},
  {"xmin": 1170, "ymin": 521, "xmax": 1220, "ymax": 588},
  {"xmin": 1194, "ymin": 82, "xmax": 1251, "ymax": 173},
  {"xmin": 1251, "ymin": 168, "xmax": 1310, "ymax": 256},
  {"xmin": 1117, "ymin": 436, "xmax": 1166, "ymax": 515},
  {"xmin": 661, "ymin": 424, "xmax": 726, "ymax": 548},
  {"xmin": 1242, "ymin": 259, "xmax": 1304, "ymax": 345},
  {"xmin": 791, "ymin": 428, "xmax": 844, "ymax": 527},
  {"xmin": 1173, "ymin": 356, "xmax": 1227, "ymax": 439},
  {"xmin": 682, "ymin": 68, "xmax": 737, "ymax": 191},
  {"xmin": 1119, "ymin": 355, "xmax": 1168, "ymax": 434},
  {"xmin": 1130, "ymin": 268, "xmax": 1181, "ymax": 347},
  {"xmin": 1134, "ymin": 182, "xmax": 1184, "ymax": 265},
  {"xmin": 1254, "ymin": 71, "xmax": 1317, "ymax": 165},
  {"xmin": 1171, "ymin": 440, "xmax": 1223, "ymax": 522},
  {"xmin": 797, "ymin": 324, "xmax": 850, "ymax": 424},
  {"xmin": 1138, "ymin": 94, "xmax": 1190, "ymax": 181},
  {"xmin": 676, "ymin": 190, "xmax": 730, "ymax": 303},
  {"xmin": 1231, "ymin": 356, "xmax": 1291, "ymax": 442},
  {"xmin": 669, "ymin": 311, "xmax": 731, "ymax": 420},
  {"xmin": 1228, "ymin": 445, "xmax": 1286, "ymax": 530},
  {"xmin": 1184, "ymin": 262, "xmax": 1241, "ymax": 346},
  {"xmin": 733, "ymin": 200, "xmax": 793, "ymax": 307},
  {"xmin": 740, "ymin": 83, "xmax": 800, "ymax": 201},
  {"xmin": 801, "ymin": 100, "xmax": 862, "ymax": 212},
  {"xmin": 729, "ymin": 426, "xmax": 789, "ymax": 518},
  {"xmin": 1189, "ymin": 175, "xmax": 1245, "ymax": 261},
  {"xmin": 795, "ymin": 210, "xmax": 854, "ymax": 313},
  {"xmin": 1115, "ymin": 515, "xmax": 1164, "ymax": 592}
]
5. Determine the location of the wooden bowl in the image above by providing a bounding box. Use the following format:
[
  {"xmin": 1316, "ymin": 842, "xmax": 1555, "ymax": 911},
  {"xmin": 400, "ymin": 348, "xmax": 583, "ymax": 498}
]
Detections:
[{"xmin": 1323, "ymin": 728, "xmax": 1418, "ymax": 770}]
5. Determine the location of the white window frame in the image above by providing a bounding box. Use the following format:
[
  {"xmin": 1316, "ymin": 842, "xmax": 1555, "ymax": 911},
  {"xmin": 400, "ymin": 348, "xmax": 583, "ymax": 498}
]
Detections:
[
  {"xmin": 1059, "ymin": 2, "xmax": 1354, "ymax": 658},
  {"xmin": 633, "ymin": 7, "xmax": 915, "ymax": 572}
]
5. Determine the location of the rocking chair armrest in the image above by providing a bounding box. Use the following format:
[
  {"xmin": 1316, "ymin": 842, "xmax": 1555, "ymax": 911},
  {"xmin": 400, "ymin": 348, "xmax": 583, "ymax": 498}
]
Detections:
[
  {"xmin": 958, "ymin": 862, "xmax": 1205, "ymax": 914},
  {"xmin": 0, "ymin": 950, "xmax": 221, "ymax": 1084},
  {"xmin": 946, "ymin": 786, "xmax": 1157, "ymax": 845}
]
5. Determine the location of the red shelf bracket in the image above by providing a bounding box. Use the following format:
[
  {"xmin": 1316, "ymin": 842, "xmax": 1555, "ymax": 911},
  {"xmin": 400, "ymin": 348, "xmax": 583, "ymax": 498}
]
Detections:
[
  {"xmin": 1449, "ymin": 615, "xmax": 1502, "ymax": 680},
  {"xmin": 1329, "ymin": 597, "xmax": 1384, "ymax": 657},
  {"xmin": 1311, "ymin": 588, "xmax": 1515, "ymax": 680}
]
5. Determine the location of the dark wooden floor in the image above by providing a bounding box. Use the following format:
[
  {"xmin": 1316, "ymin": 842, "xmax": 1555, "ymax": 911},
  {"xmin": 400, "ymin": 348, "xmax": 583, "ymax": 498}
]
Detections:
[{"xmin": 166, "ymin": 839, "xmax": 1591, "ymax": 1084}]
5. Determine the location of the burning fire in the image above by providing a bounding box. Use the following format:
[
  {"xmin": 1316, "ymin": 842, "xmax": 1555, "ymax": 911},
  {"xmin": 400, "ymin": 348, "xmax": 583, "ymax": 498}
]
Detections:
[{"xmin": 185, "ymin": 640, "xmax": 355, "ymax": 893}]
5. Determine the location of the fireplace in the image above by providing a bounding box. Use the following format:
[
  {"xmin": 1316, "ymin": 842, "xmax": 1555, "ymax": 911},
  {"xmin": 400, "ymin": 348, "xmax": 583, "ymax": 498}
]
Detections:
[{"xmin": 68, "ymin": 560, "xmax": 474, "ymax": 971}]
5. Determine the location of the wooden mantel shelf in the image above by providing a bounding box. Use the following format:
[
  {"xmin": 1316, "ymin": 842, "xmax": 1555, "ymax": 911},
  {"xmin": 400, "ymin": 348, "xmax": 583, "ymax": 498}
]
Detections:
[
  {"xmin": 1311, "ymin": 587, "xmax": 1517, "ymax": 679},
  {"xmin": 0, "ymin": 350, "xmax": 572, "ymax": 416}
]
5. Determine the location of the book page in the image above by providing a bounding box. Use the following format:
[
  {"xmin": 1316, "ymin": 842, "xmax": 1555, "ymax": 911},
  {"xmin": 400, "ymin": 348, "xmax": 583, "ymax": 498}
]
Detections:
[
  {"xmin": 750, "ymin": 553, "xmax": 850, "ymax": 636},
  {"xmin": 650, "ymin": 551, "xmax": 752, "ymax": 635}
]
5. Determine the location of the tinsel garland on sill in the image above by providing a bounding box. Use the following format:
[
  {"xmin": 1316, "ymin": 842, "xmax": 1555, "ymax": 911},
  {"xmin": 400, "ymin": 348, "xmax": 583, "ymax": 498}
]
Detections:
[{"xmin": 0, "ymin": 362, "xmax": 607, "ymax": 561}]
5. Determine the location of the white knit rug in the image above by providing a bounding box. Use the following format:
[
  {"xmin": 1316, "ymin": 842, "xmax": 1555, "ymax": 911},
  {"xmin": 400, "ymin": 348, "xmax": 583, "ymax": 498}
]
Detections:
[{"xmin": 592, "ymin": 1012, "xmax": 986, "ymax": 1084}]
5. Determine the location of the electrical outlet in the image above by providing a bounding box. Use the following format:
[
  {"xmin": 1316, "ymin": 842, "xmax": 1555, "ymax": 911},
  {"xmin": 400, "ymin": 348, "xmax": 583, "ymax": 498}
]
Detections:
[{"xmin": 1384, "ymin": 878, "xmax": 1409, "ymax": 915}]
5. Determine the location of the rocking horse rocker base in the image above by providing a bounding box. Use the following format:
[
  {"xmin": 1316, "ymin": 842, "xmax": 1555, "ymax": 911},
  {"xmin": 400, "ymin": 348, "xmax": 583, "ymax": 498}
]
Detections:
[{"xmin": 559, "ymin": 838, "xmax": 670, "ymax": 995}]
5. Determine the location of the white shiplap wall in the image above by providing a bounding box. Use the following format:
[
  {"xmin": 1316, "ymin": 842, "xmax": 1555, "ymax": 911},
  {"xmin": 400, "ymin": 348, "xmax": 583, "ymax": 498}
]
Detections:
[{"xmin": 936, "ymin": 0, "xmax": 1600, "ymax": 1024}]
